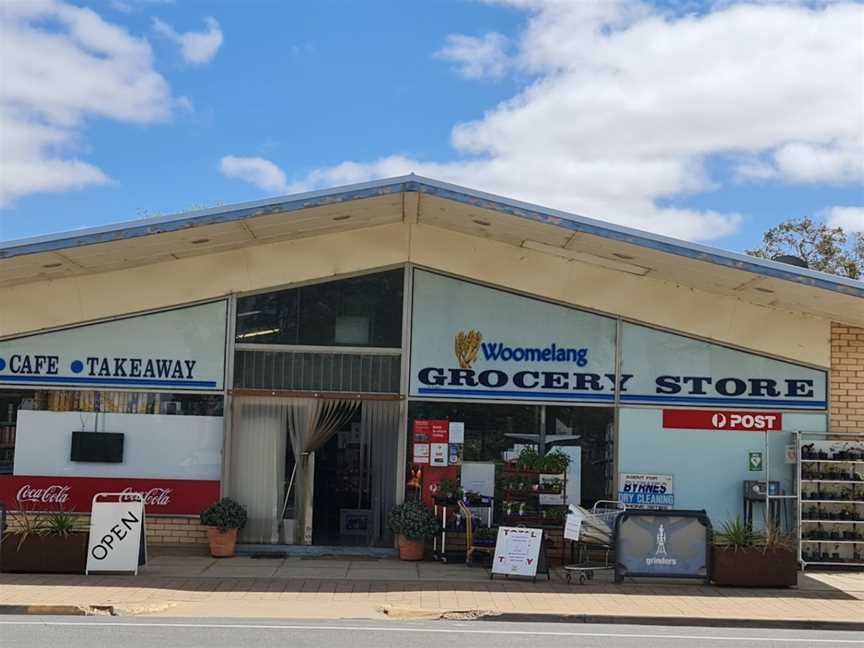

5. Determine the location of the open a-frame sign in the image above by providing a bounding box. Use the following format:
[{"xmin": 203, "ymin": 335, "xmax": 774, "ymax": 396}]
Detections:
[{"xmin": 86, "ymin": 492, "xmax": 147, "ymax": 575}]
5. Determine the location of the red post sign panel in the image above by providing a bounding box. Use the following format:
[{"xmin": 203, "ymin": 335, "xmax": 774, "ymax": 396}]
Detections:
[
  {"xmin": 663, "ymin": 409, "xmax": 783, "ymax": 431},
  {"xmin": 0, "ymin": 475, "xmax": 219, "ymax": 515},
  {"xmin": 429, "ymin": 420, "xmax": 450, "ymax": 444}
]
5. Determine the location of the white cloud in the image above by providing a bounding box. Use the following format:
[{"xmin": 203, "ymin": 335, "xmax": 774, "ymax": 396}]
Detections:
[
  {"xmin": 0, "ymin": 0, "xmax": 175, "ymax": 207},
  {"xmin": 220, "ymin": 156, "xmax": 288, "ymax": 193},
  {"xmin": 436, "ymin": 32, "xmax": 510, "ymax": 79},
  {"xmin": 152, "ymin": 16, "xmax": 222, "ymax": 65},
  {"xmin": 824, "ymin": 206, "xmax": 864, "ymax": 233},
  {"xmin": 272, "ymin": 0, "xmax": 862, "ymax": 242}
]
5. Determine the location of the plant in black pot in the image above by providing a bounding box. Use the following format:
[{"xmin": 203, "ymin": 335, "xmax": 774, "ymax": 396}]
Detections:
[
  {"xmin": 388, "ymin": 501, "xmax": 439, "ymax": 561},
  {"xmin": 200, "ymin": 498, "xmax": 248, "ymax": 558}
]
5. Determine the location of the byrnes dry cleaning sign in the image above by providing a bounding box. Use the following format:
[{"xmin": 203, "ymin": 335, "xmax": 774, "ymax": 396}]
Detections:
[{"xmin": 409, "ymin": 271, "xmax": 826, "ymax": 409}]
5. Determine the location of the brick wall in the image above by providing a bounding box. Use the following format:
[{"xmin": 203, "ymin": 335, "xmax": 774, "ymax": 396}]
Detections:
[
  {"xmin": 146, "ymin": 516, "xmax": 208, "ymax": 544},
  {"xmin": 3, "ymin": 512, "xmax": 207, "ymax": 545},
  {"xmin": 830, "ymin": 323, "xmax": 864, "ymax": 432}
]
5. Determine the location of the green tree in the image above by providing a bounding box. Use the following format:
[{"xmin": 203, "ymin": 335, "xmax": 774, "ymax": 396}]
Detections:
[{"xmin": 746, "ymin": 217, "xmax": 862, "ymax": 280}]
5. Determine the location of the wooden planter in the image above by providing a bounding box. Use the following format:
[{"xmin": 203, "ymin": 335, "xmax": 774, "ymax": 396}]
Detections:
[
  {"xmin": 0, "ymin": 533, "xmax": 89, "ymax": 574},
  {"xmin": 712, "ymin": 546, "xmax": 797, "ymax": 588}
]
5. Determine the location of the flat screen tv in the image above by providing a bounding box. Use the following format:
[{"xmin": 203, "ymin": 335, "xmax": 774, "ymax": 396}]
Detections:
[{"xmin": 70, "ymin": 431, "xmax": 124, "ymax": 463}]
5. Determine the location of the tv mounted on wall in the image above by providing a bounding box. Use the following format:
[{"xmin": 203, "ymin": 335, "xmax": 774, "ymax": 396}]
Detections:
[{"xmin": 70, "ymin": 431, "xmax": 125, "ymax": 463}]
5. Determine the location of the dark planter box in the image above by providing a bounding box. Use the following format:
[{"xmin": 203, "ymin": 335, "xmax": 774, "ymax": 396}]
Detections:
[
  {"xmin": 1, "ymin": 533, "xmax": 89, "ymax": 574},
  {"xmin": 712, "ymin": 546, "xmax": 797, "ymax": 588}
]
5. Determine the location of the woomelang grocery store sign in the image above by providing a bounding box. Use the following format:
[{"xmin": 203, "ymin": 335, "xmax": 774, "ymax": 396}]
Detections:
[{"xmin": 410, "ymin": 271, "xmax": 826, "ymax": 410}]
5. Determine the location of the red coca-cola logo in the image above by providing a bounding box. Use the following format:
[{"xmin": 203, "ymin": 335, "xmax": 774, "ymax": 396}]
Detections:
[
  {"xmin": 121, "ymin": 486, "xmax": 173, "ymax": 506},
  {"xmin": 16, "ymin": 484, "xmax": 71, "ymax": 504}
]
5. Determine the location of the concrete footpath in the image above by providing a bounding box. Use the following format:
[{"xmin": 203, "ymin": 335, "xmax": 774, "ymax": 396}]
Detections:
[{"xmin": 1, "ymin": 554, "xmax": 863, "ymax": 629}]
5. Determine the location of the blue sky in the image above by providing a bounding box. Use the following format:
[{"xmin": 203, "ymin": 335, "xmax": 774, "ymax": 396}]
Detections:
[{"xmin": 1, "ymin": 0, "xmax": 862, "ymax": 251}]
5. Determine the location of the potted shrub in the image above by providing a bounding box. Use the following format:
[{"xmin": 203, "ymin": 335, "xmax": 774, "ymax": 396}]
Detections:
[
  {"xmin": 200, "ymin": 497, "xmax": 247, "ymax": 558},
  {"xmin": 388, "ymin": 501, "xmax": 439, "ymax": 561},
  {"xmin": 0, "ymin": 510, "xmax": 89, "ymax": 574},
  {"xmin": 712, "ymin": 517, "xmax": 797, "ymax": 587}
]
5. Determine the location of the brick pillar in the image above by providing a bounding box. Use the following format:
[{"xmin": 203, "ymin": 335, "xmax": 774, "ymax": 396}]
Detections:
[{"xmin": 830, "ymin": 323, "xmax": 864, "ymax": 432}]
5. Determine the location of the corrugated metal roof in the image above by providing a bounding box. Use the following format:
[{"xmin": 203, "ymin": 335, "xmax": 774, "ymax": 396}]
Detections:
[{"xmin": 1, "ymin": 174, "xmax": 862, "ymax": 299}]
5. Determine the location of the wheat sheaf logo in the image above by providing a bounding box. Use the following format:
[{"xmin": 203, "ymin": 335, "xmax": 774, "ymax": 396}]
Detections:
[{"xmin": 454, "ymin": 330, "xmax": 483, "ymax": 369}]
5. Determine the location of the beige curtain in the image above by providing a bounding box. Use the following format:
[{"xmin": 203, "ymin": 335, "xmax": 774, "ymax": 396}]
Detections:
[
  {"xmin": 229, "ymin": 397, "xmax": 290, "ymax": 544},
  {"xmin": 358, "ymin": 400, "xmax": 400, "ymax": 545},
  {"xmin": 287, "ymin": 398, "xmax": 360, "ymax": 544}
]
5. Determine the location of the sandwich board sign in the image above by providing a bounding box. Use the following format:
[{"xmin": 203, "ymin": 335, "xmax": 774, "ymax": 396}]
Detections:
[
  {"xmin": 491, "ymin": 526, "xmax": 543, "ymax": 579},
  {"xmin": 86, "ymin": 492, "xmax": 147, "ymax": 575}
]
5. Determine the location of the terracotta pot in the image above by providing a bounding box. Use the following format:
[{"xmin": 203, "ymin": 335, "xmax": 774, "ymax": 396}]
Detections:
[
  {"xmin": 712, "ymin": 546, "xmax": 797, "ymax": 588},
  {"xmin": 0, "ymin": 533, "xmax": 89, "ymax": 574},
  {"xmin": 398, "ymin": 534, "xmax": 425, "ymax": 561},
  {"xmin": 206, "ymin": 527, "xmax": 238, "ymax": 557}
]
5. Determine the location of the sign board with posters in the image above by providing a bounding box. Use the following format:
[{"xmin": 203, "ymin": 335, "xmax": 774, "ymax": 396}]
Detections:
[
  {"xmin": 618, "ymin": 473, "xmax": 674, "ymax": 509},
  {"xmin": 614, "ymin": 509, "xmax": 711, "ymax": 582},
  {"xmin": 0, "ymin": 301, "xmax": 227, "ymax": 391},
  {"xmin": 86, "ymin": 492, "xmax": 146, "ymax": 575},
  {"xmin": 491, "ymin": 526, "xmax": 544, "ymax": 579},
  {"xmin": 663, "ymin": 409, "xmax": 783, "ymax": 432},
  {"xmin": 0, "ymin": 475, "xmax": 219, "ymax": 515}
]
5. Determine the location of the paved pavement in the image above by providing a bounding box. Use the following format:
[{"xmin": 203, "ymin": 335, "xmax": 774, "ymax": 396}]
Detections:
[
  {"xmin": 2, "ymin": 617, "xmax": 864, "ymax": 648},
  {"xmin": 0, "ymin": 554, "xmax": 862, "ymax": 625}
]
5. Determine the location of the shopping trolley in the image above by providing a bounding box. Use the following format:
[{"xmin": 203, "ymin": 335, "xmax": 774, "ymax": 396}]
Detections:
[{"xmin": 563, "ymin": 500, "xmax": 626, "ymax": 584}]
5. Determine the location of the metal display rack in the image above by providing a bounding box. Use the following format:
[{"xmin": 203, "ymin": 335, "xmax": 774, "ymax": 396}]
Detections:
[{"xmin": 796, "ymin": 431, "xmax": 864, "ymax": 571}]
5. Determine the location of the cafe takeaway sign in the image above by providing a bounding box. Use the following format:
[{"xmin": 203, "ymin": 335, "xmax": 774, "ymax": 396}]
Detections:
[
  {"xmin": 0, "ymin": 301, "xmax": 227, "ymax": 391},
  {"xmin": 410, "ymin": 271, "xmax": 826, "ymax": 410}
]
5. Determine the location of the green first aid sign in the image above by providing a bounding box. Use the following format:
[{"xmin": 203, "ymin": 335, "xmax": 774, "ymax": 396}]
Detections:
[{"xmin": 748, "ymin": 451, "xmax": 764, "ymax": 472}]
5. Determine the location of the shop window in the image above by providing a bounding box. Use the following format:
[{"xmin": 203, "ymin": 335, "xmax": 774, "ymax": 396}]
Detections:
[
  {"xmin": 0, "ymin": 390, "xmax": 32, "ymax": 474},
  {"xmin": 235, "ymin": 269, "xmax": 404, "ymax": 348},
  {"xmin": 406, "ymin": 402, "xmax": 614, "ymax": 527}
]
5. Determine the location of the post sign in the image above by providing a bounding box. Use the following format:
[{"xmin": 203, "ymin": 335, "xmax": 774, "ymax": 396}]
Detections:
[
  {"xmin": 86, "ymin": 492, "xmax": 146, "ymax": 575},
  {"xmin": 614, "ymin": 510, "xmax": 711, "ymax": 582},
  {"xmin": 618, "ymin": 473, "xmax": 674, "ymax": 509},
  {"xmin": 663, "ymin": 409, "xmax": 783, "ymax": 431},
  {"xmin": 491, "ymin": 526, "xmax": 543, "ymax": 578}
]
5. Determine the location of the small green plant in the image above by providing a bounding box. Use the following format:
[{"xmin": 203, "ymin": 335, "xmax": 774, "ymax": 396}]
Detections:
[
  {"xmin": 200, "ymin": 498, "xmax": 248, "ymax": 532},
  {"xmin": 516, "ymin": 446, "xmax": 541, "ymax": 471},
  {"xmin": 473, "ymin": 526, "xmax": 498, "ymax": 543},
  {"xmin": 540, "ymin": 449, "xmax": 571, "ymax": 473},
  {"xmin": 715, "ymin": 516, "xmax": 762, "ymax": 551},
  {"xmin": 42, "ymin": 511, "xmax": 85, "ymax": 538},
  {"xmin": 388, "ymin": 501, "xmax": 440, "ymax": 541},
  {"xmin": 436, "ymin": 479, "xmax": 463, "ymax": 500},
  {"xmin": 4, "ymin": 510, "xmax": 47, "ymax": 552}
]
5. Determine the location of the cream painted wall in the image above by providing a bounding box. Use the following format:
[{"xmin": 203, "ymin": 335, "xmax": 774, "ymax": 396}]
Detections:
[{"xmin": 0, "ymin": 222, "xmax": 830, "ymax": 366}]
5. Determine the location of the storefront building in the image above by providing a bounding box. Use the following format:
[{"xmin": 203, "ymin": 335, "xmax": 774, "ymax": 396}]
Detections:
[{"xmin": 1, "ymin": 176, "xmax": 862, "ymax": 549}]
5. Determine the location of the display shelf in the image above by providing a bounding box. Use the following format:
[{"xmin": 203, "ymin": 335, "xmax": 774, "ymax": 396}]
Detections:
[
  {"xmin": 802, "ymin": 459, "xmax": 864, "ymax": 464},
  {"xmin": 797, "ymin": 432, "xmax": 864, "ymax": 572}
]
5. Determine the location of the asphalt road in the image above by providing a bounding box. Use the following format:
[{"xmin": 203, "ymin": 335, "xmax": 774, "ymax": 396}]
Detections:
[{"xmin": 1, "ymin": 617, "xmax": 863, "ymax": 648}]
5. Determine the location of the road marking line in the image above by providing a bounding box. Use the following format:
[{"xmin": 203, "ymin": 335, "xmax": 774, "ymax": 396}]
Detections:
[{"xmin": 0, "ymin": 620, "xmax": 861, "ymax": 643}]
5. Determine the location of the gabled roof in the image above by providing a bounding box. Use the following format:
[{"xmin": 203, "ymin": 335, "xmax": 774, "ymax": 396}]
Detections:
[{"xmin": 1, "ymin": 175, "xmax": 862, "ymax": 323}]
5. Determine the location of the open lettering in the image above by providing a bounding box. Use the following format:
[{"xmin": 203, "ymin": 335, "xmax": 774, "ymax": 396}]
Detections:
[{"xmin": 89, "ymin": 510, "xmax": 139, "ymax": 561}]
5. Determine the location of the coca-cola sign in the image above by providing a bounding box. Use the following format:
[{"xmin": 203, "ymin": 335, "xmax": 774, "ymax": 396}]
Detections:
[
  {"xmin": 0, "ymin": 475, "xmax": 218, "ymax": 515},
  {"xmin": 16, "ymin": 484, "xmax": 71, "ymax": 504}
]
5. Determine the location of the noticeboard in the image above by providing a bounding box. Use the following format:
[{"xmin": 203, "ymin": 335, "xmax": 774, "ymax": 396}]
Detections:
[
  {"xmin": 614, "ymin": 510, "xmax": 711, "ymax": 583},
  {"xmin": 491, "ymin": 526, "xmax": 543, "ymax": 579}
]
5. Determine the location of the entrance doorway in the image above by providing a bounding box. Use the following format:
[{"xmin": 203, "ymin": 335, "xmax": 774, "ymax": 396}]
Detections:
[{"xmin": 230, "ymin": 396, "xmax": 400, "ymax": 547}]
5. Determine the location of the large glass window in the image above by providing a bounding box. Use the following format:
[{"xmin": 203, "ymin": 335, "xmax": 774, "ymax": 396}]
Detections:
[{"xmin": 235, "ymin": 269, "xmax": 404, "ymax": 348}]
